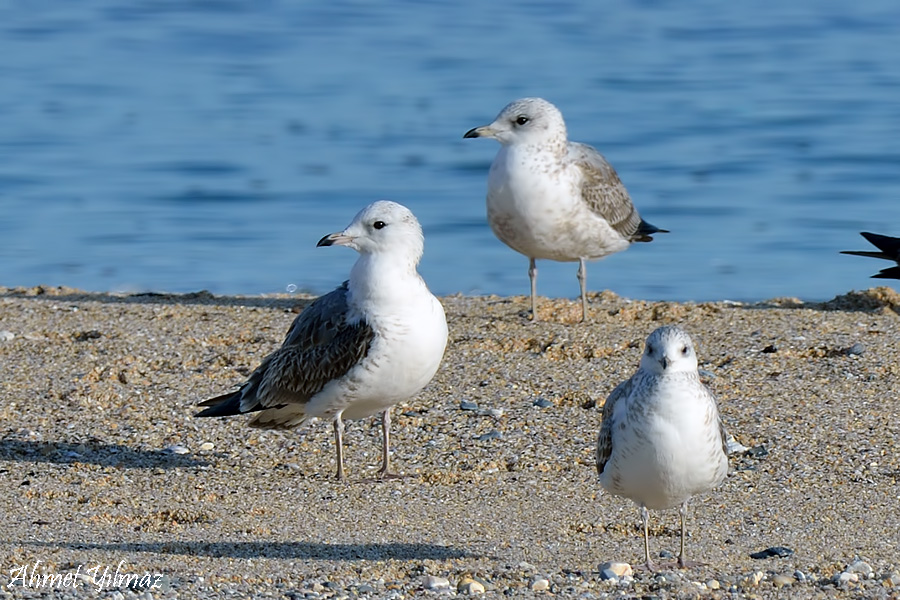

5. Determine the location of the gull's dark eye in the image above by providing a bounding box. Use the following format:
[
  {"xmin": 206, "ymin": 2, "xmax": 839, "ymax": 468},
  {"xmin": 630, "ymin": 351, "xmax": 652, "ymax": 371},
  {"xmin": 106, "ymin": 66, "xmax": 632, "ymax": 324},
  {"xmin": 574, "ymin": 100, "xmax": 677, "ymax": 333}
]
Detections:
[
  {"xmin": 373, "ymin": 221, "xmax": 386, "ymax": 230},
  {"xmin": 646, "ymin": 344, "xmax": 653, "ymax": 354},
  {"xmin": 681, "ymin": 345, "xmax": 689, "ymax": 355},
  {"xmin": 515, "ymin": 115, "xmax": 529, "ymax": 126}
]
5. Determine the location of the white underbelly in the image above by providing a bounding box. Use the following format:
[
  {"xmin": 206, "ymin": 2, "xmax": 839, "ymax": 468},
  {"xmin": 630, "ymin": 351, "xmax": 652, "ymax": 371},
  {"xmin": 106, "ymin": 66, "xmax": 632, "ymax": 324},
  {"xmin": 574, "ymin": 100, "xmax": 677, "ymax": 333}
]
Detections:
[
  {"xmin": 305, "ymin": 302, "xmax": 448, "ymax": 421},
  {"xmin": 486, "ymin": 159, "xmax": 630, "ymax": 261}
]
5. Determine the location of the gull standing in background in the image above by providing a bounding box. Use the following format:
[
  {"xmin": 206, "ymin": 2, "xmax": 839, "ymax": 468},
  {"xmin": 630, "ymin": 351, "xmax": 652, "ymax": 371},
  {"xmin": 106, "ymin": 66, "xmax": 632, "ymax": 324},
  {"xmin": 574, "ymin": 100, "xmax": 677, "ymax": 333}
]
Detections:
[
  {"xmin": 596, "ymin": 325, "xmax": 728, "ymax": 570},
  {"xmin": 197, "ymin": 201, "xmax": 448, "ymax": 481},
  {"xmin": 464, "ymin": 97, "xmax": 667, "ymax": 322}
]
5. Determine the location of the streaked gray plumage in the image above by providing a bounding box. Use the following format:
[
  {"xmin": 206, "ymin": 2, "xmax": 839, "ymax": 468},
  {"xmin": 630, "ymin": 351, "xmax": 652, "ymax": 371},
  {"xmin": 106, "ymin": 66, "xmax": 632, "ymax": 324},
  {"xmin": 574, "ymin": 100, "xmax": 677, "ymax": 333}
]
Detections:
[{"xmin": 597, "ymin": 325, "xmax": 727, "ymax": 570}]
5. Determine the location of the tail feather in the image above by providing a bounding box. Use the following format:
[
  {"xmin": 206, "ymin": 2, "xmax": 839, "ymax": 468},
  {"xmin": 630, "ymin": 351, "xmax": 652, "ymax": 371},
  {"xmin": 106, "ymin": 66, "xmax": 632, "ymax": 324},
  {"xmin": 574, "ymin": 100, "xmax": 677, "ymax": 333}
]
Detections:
[
  {"xmin": 873, "ymin": 266, "xmax": 900, "ymax": 280},
  {"xmin": 840, "ymin": 250, "xmax": 891, "ymax": 260},
  {"xmin": 195, "ymin": 391, "xmax": 245, "ymax": 418},
  {"xmin": 841, "ymin": 232, "xmax": 900, "ymax": 279},
  {"xmin": 860, "ymin": 231, "xmax": 900, "ymax": 258},
  {"xmin": 632, "ymin": 218, "xmax": 669, "ymax": 243}
]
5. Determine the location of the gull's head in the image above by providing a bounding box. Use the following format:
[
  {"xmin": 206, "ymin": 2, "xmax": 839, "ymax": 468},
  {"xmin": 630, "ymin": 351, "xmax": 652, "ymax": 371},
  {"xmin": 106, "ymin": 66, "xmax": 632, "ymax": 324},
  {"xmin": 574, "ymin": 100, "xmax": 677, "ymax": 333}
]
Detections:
[
  {"xmin": 464, "ymin": 97, "xmax": 567, "ymax": 147},
  {"xmin": 317, "ymin": 200, "xmax": 424, "ymax": 262},
  {"xmin": 639, "ymin": 325, "xmax": 699, "ymax": 375}
]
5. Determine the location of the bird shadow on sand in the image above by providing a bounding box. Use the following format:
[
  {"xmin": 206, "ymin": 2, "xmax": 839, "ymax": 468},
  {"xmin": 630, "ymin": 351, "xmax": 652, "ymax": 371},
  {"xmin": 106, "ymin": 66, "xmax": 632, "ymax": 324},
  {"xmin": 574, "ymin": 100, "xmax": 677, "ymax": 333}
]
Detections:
[
  {"xmin": 14, "ymin": 540, "xmax": 474, "ymax": 561},
  {"xmin": 0, "ymin": 438, "xmax": 210, "ymax": 469}
]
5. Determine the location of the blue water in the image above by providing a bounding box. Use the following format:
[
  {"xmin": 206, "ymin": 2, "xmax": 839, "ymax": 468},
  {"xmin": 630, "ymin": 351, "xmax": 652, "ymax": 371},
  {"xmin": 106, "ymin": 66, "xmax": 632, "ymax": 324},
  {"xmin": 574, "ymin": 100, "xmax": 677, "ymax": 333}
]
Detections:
[{"xmin": 1, "ymin": 1, "xmax": 898, "ymax": 302}]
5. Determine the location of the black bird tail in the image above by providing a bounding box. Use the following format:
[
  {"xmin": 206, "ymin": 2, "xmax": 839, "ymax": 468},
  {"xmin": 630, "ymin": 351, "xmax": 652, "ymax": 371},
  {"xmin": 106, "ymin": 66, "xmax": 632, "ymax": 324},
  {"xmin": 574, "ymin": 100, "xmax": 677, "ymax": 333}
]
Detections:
[
  {"xmin": 841, "ymin": 232, "xmax": 900, "ymax": 280},
  {"xmin": 195, "ymin": 391, "xmax": 244, "ymax": 417},
  {"xmin": 873, "ymin": 266, "xmax": 900, "ymax": 279},
  {"xmin": 860, "ymin": 231, "xmax": 900, "ymax": 258},
  {"xmin": 632, "ymin": 219, "xmax": 669, "ymax": 243}
]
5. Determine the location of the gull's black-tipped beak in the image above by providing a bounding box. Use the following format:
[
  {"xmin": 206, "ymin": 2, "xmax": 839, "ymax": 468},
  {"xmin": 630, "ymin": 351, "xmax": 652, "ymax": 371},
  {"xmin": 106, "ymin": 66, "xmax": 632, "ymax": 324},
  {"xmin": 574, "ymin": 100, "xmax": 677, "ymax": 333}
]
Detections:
[
  {"xmin": 317, "ymin": 232, "xmax": 353, "ymax": 247},
  {"xmin": 464, "ymin": 125, "xmax": 493, "ymax": 139},
  {"xmin": 659, "ymin": 356, "xmax": 669, "ymax": 370}
]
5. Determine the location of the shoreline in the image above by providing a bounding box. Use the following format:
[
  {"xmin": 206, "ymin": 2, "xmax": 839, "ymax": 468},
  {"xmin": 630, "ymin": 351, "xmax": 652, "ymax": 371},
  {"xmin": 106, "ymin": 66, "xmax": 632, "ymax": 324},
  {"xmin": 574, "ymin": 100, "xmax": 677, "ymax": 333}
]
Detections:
[{"xmin": 1, "ymin": 285, "xmax": 899, "ymax": 599}]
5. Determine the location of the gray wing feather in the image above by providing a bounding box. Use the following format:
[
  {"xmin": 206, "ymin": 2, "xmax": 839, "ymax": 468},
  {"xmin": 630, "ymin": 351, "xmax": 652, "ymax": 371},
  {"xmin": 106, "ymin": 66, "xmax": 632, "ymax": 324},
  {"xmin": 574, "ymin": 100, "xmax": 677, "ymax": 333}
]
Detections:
[
  {"xmin": 596, "ymin": 376, "xmax": 634, "ymax": 476},
  {"xmin": 705, "ymin": 385, "xmax": 730, "ymax": 458},
  {"xmin": 697, "ymin": 382, "xmax": 729, "ymax": 458},
  {"xmin": 281, "ymin": 281, "xmax": 352, "ymax": 348},
  {"xmin": 569, "ymin": 142, "xmax": 643, "ymax": 240}
]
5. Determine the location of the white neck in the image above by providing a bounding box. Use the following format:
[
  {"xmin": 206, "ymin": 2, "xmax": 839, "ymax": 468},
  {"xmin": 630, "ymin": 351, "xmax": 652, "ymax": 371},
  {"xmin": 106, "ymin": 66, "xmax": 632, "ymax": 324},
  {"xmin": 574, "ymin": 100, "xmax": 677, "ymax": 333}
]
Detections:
[{"xmin": 348, "ymin": 251, "xmax": 425, "ymax": 309}]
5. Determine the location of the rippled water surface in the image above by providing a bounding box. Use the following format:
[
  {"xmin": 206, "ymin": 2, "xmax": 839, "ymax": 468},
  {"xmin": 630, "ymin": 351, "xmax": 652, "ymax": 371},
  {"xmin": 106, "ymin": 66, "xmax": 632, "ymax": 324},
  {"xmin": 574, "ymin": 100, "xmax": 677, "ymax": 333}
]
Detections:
[{"xmin": 2, "ymin": 1, "xmax": 898, "ymax": 301}]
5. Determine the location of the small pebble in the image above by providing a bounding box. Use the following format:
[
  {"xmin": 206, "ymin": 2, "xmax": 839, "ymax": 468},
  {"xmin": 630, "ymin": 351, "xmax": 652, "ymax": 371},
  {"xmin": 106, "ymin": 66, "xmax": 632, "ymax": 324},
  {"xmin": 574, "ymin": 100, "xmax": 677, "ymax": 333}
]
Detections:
[
  {"xmin": 846, "ymin": 560, "xmax": 873, "ymax": 577},
  {"xmin": 476, "ymin": 429, "xmax": 502, "ymax": 442},
  {"xmin": 356, "ymin": 584, "xmax": 375, "ymax": 594},
  {"xmin": 0, "ymin": 330, "xmax": 14, "ymax": 341},
  {"xmin": 598, "ymin": 562, "xmax": 632, "ymax": 578},
  {"xmin": 739, "ymin": 572, "xmax": 765, "ymax": 588},
  {"xmin": 749, "ymin": 545, "xmax": 793, "ymax": 559},
  {"xmin": 772, "ymin": 574, "xmax": 795, "ymax": 588},
  {"xmin": 845, "ymin": 342, "xmax": 865, "ymax": 355},
  {"xmin": 532, "ymin": 397, "xmax": 553, "ymax": 408},
  {"xmin": 744, "ymin": 444, "xmax": 769, "ymax": 459},
  {"xmin": 487, "ymin": 408, "xmax": 504, "ymax": 419},
  {"xmin": 706, "ymin": 580, "xmax": 720, "ymax": 590},
  {"xmin": 164, "ymin": 444, "xmax": 190, "ymax": 455},
  {"xmin": 793, "ymin": 570, "xmax": 808, "ymax": 582},
  {"xmin": 529, "ymin": 577, "xmax": 550, "ymax": 591},
  {"xmin": 457, "ymin": 577, "xmax": 485, "ymax": 595},
  {"xmin": 199, "ymin": 442, "xmax": 215, "ymax": 451},
  {"xmin": 598, "ymin": 569, "xmax": 618, "ymax": 582},
  {"xmin": 833, "ymin": 572, "xmax": 859, "ymax": 586},
  {"xmin": 422, "ymin": 575, "xmax": 450, "ymax": 590},
  {"xmin": 761, "ymin": 343, "xmax": 777, "ymax": 353},
  {"xmin": 658, "ymin": 550, "xmax": 674, "ymax": 559},
  {"xmin": 882, "ymin": 572, "xmax": 900, "ymax": 587},
  {"xmin": 460, "ymin": 401, "xmax": 478, "ymax": 411}
]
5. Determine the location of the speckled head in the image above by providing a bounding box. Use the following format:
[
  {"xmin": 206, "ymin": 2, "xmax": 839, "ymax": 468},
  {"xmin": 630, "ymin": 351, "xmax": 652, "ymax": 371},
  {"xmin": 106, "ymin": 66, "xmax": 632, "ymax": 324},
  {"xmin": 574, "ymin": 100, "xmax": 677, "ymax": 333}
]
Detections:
[
  {"xmin": 639, "ymin": 325, "xmax": 699, "ymax": 375},
  {"xmin": 464, "ymin": 97, "xmax": 568, "ymax": 147},
  {"xmin": 317, "ymin": 200, "xmax": 424, "ymax": 263}
]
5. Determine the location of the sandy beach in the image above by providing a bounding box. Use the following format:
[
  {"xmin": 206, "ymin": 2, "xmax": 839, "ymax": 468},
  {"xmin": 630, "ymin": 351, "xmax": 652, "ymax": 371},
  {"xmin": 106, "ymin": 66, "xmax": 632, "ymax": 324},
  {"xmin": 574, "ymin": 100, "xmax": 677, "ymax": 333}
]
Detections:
[{"xmin": 0, "ymin": 285, "xmax": 898, "ymax": 599}]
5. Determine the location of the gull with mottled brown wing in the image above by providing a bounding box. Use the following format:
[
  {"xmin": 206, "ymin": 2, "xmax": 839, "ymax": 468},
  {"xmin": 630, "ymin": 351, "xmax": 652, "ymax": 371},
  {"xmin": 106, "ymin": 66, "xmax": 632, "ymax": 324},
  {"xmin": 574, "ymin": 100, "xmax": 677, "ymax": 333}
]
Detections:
[
  {"xmin": 597, "ymin": 325, "xmax": 728, "ymax": 570},
  {"xmin": 196, "ymin": 201, "xmax": 449, "ymax": 481},
  {"xmin": 464, "ymin": 97, "xmax": 667, "ymax": 322}
]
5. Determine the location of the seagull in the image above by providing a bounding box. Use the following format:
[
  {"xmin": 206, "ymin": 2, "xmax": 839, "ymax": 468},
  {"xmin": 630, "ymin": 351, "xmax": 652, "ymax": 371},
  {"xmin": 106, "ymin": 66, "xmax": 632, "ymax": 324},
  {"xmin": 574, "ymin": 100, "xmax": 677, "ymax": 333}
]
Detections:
[
  {"xmin": 596, "ymin": 325, "xmax": 728, "ymax": 570},
  {"xmin": 196, "ymin": 201, "xmax": 449, "ymax": 481},
  {"xmin": 464, "ymin": 97, "xmax": 667, "ymax": 322},
  {"xmin": 841, "ymin": 231, "xmax": 900, "ymax": 279}
]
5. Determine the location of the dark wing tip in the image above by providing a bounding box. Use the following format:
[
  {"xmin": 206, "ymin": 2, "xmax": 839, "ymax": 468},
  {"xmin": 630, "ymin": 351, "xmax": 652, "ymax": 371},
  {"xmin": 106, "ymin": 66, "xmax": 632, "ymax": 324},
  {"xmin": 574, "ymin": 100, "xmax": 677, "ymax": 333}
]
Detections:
[
  {"xmin": 195, "ymin": 392, "xmax": 243, "ymax": 418},
  {"xmin": 631, "ymin": 219, "xmax": 669, "ymax": 242},
  {"xmin": 859, "ymin": 231, "xmax": 900, "ymax": 256},
  {"xmin": 873, "ymin": 266, "xmax": 900, "ymax": 279}
]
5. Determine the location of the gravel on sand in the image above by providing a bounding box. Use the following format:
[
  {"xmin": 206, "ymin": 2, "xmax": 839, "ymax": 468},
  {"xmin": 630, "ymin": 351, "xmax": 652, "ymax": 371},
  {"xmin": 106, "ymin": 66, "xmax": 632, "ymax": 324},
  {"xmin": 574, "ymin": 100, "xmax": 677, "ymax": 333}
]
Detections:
[{"xmin": 1, "ymin": 285, "xmax": 898, "ymax": 599}]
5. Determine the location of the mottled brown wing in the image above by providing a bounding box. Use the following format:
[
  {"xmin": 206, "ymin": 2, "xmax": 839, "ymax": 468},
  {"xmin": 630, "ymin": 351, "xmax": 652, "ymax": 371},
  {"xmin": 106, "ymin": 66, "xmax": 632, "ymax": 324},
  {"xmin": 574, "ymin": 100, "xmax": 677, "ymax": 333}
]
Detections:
[
  {"xmin": 196, "ymin": 282, "xmax": 374, "ymax": 416},
  {"xmin": 569, "ymin": 142, "xmax": 643, "ymax": 240},
  {"xmin": 596, "ymin": 376, "xmax": 634, "ymax": 476}
]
